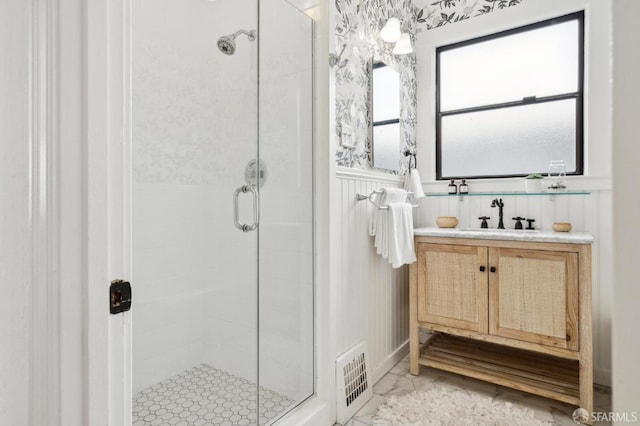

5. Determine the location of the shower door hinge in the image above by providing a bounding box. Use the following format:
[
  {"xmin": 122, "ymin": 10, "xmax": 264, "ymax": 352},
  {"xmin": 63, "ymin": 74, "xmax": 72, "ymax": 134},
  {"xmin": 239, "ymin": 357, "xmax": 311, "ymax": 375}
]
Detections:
[{"xmin": 110, "ymin": 279, "xmax": 132, "ymax": 314}]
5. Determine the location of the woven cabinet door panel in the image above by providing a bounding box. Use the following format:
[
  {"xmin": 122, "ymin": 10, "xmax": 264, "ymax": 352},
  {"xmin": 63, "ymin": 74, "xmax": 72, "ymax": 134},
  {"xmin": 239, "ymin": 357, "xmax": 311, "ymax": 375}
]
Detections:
[{"xmin": 417, "ymin": 243, "xmax": 489, "ymax": 333}]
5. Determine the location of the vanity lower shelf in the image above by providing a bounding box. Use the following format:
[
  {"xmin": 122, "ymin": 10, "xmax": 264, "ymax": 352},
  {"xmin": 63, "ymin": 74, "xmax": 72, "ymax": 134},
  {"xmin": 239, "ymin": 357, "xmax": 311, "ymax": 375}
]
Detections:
[{"xmin": 419, "ymin": 333, "xmax": 581, "ymax": 406}]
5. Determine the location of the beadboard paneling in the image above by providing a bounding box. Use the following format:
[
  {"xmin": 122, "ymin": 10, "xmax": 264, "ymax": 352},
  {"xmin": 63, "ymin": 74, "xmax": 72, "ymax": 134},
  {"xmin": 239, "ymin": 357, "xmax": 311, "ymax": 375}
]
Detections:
[{"xmin": 335, "ymin": 170, "xmax": 410, "ymax": 383}]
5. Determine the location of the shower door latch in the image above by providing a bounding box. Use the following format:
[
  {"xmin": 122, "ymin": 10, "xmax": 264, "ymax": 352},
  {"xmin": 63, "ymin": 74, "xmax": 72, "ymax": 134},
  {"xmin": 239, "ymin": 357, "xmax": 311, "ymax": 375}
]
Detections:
[{"xmin": 110, "ymin": 279, "xmax": 132, "ymax": 314}]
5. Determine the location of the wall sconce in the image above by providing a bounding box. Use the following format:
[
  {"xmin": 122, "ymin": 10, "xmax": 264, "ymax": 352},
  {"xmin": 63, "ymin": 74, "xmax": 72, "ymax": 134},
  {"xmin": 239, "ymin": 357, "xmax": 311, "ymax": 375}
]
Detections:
[
  {"xmin": 392, "ymin": 33, "xmax": 413, "ymax": 54},
  {"xmin": 380, "ymin": 18, "xmax": 413, "ymax": 54},
  {"xmin": 380, "ymin": 18, "xmax": 401, "ymax": 43}
]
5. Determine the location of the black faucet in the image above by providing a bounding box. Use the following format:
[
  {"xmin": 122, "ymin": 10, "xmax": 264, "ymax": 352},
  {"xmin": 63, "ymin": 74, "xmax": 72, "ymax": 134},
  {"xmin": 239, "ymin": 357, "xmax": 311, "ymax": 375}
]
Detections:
[{"xmin": 491, "ymin": 198, "xmax": 505, "ymax": 229}]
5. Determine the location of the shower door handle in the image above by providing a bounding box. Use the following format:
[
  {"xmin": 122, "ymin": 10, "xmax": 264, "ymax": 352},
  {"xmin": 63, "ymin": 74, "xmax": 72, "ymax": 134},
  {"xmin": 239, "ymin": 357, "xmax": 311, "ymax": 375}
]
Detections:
[{"xmin": 233, "ymin": 184, "xmax": 259, "ymax": 232}]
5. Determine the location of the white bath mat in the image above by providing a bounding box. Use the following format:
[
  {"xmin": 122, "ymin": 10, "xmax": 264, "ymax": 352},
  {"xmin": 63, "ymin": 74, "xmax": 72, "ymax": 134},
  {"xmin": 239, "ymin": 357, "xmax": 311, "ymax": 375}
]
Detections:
[{"xmin": 373, "ymin": 384, "xmax": 554, "ymax": 426}]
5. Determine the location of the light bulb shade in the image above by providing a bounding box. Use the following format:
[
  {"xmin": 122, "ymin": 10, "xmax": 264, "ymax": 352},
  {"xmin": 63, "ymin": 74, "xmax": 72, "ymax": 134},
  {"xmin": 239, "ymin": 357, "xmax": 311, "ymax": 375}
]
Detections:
[
  {"xmin": 380, "ymin": 18, "xmax": 401, "ymax": 43},
  {"xmin": 392, "ymin": 33, "xmax": 413, "ymax": 54}
]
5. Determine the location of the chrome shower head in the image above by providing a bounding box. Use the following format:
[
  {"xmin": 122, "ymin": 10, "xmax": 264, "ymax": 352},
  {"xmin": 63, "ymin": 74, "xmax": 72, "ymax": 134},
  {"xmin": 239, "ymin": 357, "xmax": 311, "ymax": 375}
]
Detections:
[
  {"xmin": 217, "ymin": 36, "xmax": 236, "ymax": 55},
  {"xmin": 217, "ymin": 29, "xmax": 256, "ymax": 55}
]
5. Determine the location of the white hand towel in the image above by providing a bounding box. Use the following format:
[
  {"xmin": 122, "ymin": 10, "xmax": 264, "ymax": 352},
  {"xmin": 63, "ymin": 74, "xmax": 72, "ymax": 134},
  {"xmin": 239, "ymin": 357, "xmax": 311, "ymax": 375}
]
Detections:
[
  {"xmin": 369, "ymin": 187, "xmax": 408, "ymax": 237},
  {"xmin": 368, "ymin": 188, "xmax": 413, "ymax": 266},
  {"xmin": 374, "ymin": 210, "xmax": 388, "ymax": 258},
  {"xmin": 404, "ymin": 169, "xmax": 425, "ymax": 199},
  {"xmin": 387, "ymin": 202, "xmax": 416, "ymax": 268}
]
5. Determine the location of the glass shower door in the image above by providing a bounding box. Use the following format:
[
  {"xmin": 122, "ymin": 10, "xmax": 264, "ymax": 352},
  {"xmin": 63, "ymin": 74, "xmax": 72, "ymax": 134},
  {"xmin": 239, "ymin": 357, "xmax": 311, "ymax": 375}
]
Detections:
[
  {"xmin": 257, "ymin": 1, "xmax": 315, "ymax": 422},
  {"xmin": 131, "ymin": 0, "xmax": 261, "ymax": 424},
  {"xmin": 131, "ymin": 0, "xmax": 314, "ymax": 424}
]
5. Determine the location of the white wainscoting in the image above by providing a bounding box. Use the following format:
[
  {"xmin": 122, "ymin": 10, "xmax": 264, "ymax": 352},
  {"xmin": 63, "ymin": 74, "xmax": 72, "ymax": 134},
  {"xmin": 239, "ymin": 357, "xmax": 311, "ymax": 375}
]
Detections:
[
  {"xmin": 415, "ymin": 187, "xmax": 613, "ymax": 386},
  {"xmin": 335, "ymin": 168, "xmax": 411, "ymax": 384}
]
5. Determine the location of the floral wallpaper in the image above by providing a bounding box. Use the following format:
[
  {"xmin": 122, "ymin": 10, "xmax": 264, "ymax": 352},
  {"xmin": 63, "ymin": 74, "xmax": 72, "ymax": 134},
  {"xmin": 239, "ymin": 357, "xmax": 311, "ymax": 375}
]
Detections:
[
  {"xmin": 416, "ymin": 0, "xmax": 524, "ymax": 30},
  {"xmin": 334, "ymin": 0, "xmax": 418, "ymax": 174},
  {"xmin": 334, "ymin": 0, "xmax": 525, "ymax": 172}
]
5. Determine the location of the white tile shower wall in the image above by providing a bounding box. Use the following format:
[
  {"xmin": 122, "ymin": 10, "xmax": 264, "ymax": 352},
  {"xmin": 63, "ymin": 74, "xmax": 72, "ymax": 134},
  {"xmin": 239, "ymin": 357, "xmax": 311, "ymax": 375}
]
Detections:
[
  {"xmin": 133, "ymin": 183, "xmax": 258, "ymax": 394},
  {"xmin": 132, "ymin": 0, "xmax": 258, "ymax": 188},
  {"xmin": 414, "ymin": 189, "xmax": 613, "ymax": 385},
  {"xmin": 132, "ymin": 0, "xmax": 260, "ymax": 394},
  {"xmin": 335, "ymin": 170, "xmax": 411, "ymax": 384}
]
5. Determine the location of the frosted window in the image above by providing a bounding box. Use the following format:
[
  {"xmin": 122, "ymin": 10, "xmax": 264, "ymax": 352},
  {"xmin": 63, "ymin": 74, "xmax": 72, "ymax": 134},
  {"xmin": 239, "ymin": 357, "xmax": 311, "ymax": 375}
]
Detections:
[
  {"xmin": 440, "ymin": 20, "xmax": 579, "ymax": 111},
  {"xmin": 440, "ymin": 100, "xmax": 577, "ymax": 178},
  {"xmin": 436, "ymin": 12, "xmax": 583, "ymax": 179},
  {"xmin": 373, "ymin": 123, "xmax": 401, "ymax": 171},
  {"xmin": 373, "ymin": 65, "xmax": 400, "ymax": 122}
]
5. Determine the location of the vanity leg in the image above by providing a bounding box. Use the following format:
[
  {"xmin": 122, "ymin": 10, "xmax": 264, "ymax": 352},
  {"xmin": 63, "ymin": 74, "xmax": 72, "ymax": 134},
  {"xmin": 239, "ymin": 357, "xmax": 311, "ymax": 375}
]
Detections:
[
  {"xmin": 579, "ymin": 356, "xmax": 594, "ymax": 424},
  {"xmin": 579, "ymin": 245, "xmax": 593, "ymax": 424},
  {"xmin": 409, "ymin": 260, "xmax": 420, "ymax": 375}
]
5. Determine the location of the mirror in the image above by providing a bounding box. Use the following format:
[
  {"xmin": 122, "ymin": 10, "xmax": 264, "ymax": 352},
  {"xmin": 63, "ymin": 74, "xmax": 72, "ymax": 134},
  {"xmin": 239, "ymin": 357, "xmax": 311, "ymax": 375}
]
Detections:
[{"xmin": 371, "ymin": 61, "xmax": 401, "ymax": 171}]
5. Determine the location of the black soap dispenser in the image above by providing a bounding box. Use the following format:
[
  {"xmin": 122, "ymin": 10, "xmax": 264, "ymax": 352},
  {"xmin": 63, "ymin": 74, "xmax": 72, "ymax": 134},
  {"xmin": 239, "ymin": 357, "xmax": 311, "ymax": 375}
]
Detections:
[{"xmin": 448, "ymin": 179, "xmax": 458, "ymax": 194}]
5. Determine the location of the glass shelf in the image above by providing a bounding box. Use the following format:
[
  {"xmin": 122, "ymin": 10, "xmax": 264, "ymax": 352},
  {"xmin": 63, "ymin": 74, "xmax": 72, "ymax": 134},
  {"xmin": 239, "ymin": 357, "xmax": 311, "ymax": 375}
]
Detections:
[{"xmin": 426, "ymin": 190, "xmax": 591, "ymax": 197}]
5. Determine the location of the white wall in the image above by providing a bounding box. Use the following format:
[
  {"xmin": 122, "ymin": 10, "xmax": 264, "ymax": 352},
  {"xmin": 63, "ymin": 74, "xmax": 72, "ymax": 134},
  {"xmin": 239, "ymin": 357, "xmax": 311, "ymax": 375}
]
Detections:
[
  {"xmin": 611, "ymin": 0, "xmax": 640, "ymax": 418},
  {"xmin": 329, "ymin": 0, "xmax": 416, "ymax": 391},
  {"xmin": 132, "ymin": 0, "xmax": 314, "ymax": 401},
  {"xmin": 333, "ymin": 169, "xmax": 411, "ymax": 384},
  {"xmin": 415, "ymin": 0, "xmax": 614, "ymax": 386},
  {"xmin": 0, "ymin": 0, "xmax": 32, "ymax": 423},
  {"xmin": 59, "ymin": 0, "xmax": 85, "ymax": 423}
]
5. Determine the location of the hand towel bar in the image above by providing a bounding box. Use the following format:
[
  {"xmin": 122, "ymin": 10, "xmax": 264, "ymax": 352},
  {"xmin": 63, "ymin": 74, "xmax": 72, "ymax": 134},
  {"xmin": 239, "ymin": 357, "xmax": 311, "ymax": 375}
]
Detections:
[{"xmin": 356, "ymin": 190, "xmax": 419, "ymax": 210}]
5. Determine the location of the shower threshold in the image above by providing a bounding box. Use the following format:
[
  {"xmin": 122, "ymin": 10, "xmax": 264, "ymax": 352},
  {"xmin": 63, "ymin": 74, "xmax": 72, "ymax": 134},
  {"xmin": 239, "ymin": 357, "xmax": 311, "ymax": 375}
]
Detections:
[{"xmin": 133, "ymin": 364, "xmax": 294, "ymax": 426}]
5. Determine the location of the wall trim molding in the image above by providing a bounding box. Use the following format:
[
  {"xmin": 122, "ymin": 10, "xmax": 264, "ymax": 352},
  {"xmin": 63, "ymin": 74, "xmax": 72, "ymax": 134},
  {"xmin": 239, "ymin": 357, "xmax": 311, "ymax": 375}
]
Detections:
[
  {"xmin": 336, "ymin": 167, "xmax": 404, "ymax": 184},
  {"xmin": 371, "ymin": 340, "xmax": 409, "ymax": 386},
  {"xmin": 30, "ymin": 0, "xmax": 61, "ymax": 425},
  {"xmin": 594, "ymin": 368, "xmax": 611, "ymax": 388},
  {"xmin": 84, "ymin": 0, "xmax": 133, "ymax": 423}
]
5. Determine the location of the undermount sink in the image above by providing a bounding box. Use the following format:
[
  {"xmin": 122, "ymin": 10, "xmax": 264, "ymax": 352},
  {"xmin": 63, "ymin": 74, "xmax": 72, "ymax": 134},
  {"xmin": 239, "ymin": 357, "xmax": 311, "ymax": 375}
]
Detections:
[{"xmin": 458, "ymin": 228, "xmax": 541, "ymax": 233}]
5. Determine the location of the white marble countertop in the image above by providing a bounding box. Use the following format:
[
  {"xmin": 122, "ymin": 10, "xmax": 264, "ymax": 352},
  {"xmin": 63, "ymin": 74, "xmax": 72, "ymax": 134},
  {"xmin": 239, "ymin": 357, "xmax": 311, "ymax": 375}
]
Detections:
[{"xmin": 414, "ymin": 227, "xmax": 594, "ymax": 244}]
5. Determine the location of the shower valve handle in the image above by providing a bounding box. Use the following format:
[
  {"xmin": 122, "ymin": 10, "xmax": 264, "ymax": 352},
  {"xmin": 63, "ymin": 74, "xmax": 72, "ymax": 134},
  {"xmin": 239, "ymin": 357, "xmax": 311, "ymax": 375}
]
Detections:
[{"xmin": 233, "ymin": 184, "xmax": 259, "ymax": 232}]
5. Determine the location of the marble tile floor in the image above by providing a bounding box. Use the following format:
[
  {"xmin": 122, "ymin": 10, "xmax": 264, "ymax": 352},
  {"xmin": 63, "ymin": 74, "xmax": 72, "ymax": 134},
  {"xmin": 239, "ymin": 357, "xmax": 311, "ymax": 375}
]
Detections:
[
  {"xmin": 133, "ymin": 363, "xmax": 294, "ymax": 426},
  {"xmin": 342, "ymin": 354, "xmax": 612, "ymax": 426}
]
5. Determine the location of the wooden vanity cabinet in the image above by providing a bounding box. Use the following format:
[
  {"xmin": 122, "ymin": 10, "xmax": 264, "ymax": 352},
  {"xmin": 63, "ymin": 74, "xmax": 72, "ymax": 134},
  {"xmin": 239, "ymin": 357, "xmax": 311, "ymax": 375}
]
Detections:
[
  {"xmin": 489, "ymin": 247, "xmax": 579, "ymax": 351},
  {"xmin": 410, "ymin": 236, "xmax": 593, "ymax": 417},
  {"xmin": 416, "ymin": 243, "xmax": 488, "ymax": 333}
]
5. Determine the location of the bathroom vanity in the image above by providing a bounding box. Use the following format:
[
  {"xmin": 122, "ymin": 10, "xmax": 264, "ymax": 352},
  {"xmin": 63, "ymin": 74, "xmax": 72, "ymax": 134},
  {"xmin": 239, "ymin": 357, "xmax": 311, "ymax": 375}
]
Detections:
[{"xmin": 409, "ymin": 228, "xmax": 594, "ymax": 416}]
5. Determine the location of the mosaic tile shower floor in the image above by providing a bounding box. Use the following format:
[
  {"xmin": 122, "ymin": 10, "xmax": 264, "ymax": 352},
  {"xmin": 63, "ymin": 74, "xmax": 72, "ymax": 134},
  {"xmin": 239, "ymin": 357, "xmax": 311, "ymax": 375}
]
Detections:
[{"xmin": 133, "ymin": 364, "xmax": 294, "ymax": 426}]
